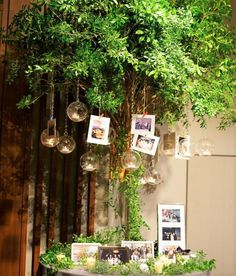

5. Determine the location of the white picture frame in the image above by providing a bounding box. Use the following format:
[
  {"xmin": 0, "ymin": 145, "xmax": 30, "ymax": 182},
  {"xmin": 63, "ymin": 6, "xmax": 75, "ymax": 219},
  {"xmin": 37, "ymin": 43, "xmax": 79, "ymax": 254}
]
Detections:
[
  {"xmin": 121, "ymin": 240, "xmax": 154, "ymax": 260},
  {"xmin": 132, "ymin": 133, "xmax": 160, "ymax": 155},
  {"xmin": 87, "ymin": 115, "xmax": 110, "ymax": 145},
  {"xmin": 175, "ymin": 135, "xmax": 191, "ymax": 159},
  {"xmin": 131, "ymin": 114, "xmax": 155, "ymax": 135},
  {"xmin": 71, "ymin": 243, "xmax": 101, "ymax": 263},
  {"xmin": 158, "ymin": 204, "xmax": 185, "ymax": 254}
]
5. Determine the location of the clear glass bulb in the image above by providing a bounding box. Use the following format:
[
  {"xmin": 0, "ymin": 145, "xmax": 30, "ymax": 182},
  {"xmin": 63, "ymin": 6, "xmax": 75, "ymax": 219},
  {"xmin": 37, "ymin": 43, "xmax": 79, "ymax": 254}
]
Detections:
[
  {"xmin": 67, "ymin": 100, "xmax": 88, "ymax": 122},
  {"xmin": 197, "ymin": 138, "xmax": 214, "ymax": 156},
  {"xmin": 121, "ymin": 150, "xmax": 141, "ymax": 171},
  {"xmin": 144, "ymin": 167, "xmax": 162, "ymax": 185},
  {"xmin": 80, "ymin": 151, "xmax": 99, "ymax": 171},
  {"xmin": 57, "ymin": 135, "xmax": 76, "ymax": 154},
  {"xmin": 40, "ymin": 129, "xmax": 60, "ymax": 148}
]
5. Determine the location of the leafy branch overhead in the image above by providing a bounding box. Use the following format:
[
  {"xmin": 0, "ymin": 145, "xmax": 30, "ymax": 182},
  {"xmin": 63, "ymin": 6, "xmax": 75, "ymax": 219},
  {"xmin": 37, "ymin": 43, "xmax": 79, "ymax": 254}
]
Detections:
[{"xmin": 1, "ymin": 0, "xmax": 236, "ymax": 127}]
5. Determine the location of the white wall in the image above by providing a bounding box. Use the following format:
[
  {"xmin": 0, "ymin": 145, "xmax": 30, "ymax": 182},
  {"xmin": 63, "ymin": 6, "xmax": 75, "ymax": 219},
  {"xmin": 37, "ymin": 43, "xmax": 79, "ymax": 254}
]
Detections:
[{"xmin": 141, "ymin": 120, "xmax": 236, "ymax": 276}]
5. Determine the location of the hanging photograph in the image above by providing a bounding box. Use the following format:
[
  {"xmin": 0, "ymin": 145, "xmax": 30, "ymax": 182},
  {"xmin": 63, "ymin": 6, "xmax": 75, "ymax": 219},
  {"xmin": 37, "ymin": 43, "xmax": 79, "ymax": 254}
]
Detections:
[
  {"xmin": 132, "ymin": 133, "xmax": 160, "ymax": 155},
  {"xmin": 131, "ymin": 114, "xmax": 155, "ymax": 135},
  {"xmin": 158, "ymin": 204, "xmax": 185, "ymax": 254},
  {"xmin": 121, "ymin": 241, "xmax": 154, "ymax": 260},
  {"xmin": 87, "ymin": 115, "xmax": 110, "ymax": 145},
  {"xmin": 175, "ymin": 135, "xmax": 191, "ymax": 159},
  {"xmin": 71, "ymin": 243, "xmax": 101, "ymax": 263},
  {"xmin": 98, "ymin": 246, "xmax": 130, "ymax": 265}
]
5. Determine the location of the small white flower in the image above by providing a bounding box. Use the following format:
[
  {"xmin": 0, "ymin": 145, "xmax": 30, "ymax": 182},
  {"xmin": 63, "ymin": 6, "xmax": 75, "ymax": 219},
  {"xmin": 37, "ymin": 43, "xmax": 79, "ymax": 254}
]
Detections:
[
  {"xmin": 56, "ymin": 253, "xmax": 65, "ymax": 261},
  {"xmin": 140, "ymin": 263, "xmax": 149, "ymax": 273}
]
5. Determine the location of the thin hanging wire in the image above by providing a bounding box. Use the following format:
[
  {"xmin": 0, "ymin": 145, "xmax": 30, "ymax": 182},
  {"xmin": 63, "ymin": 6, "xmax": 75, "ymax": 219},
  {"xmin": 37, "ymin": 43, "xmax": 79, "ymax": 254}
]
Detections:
[
  {"xmin": 76, "ymin": 78, "xmax": 80, "ymax": 101},
  {"xmin": 64, "ymin": 87, "xmax": 69, "ymax": 136},
  {"xmin": 49, "ymin": 81, "xmax": 55, "ymax": 120},
  {"xmin": 143, "ymin": 85, "xmax": 146, "ymax": 115}
]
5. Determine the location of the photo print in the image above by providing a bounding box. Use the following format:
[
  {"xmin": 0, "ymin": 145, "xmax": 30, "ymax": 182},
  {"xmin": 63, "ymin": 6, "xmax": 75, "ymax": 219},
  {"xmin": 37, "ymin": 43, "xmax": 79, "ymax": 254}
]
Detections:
[
  {"xmin": 162, "ymin": 227, "xmax": 181, "ymax": 241},
  {"xmin": 131, "ymin": 114, "xmax": 155, "ymax": 135},
  {"xmin": 158, "ymin": 204, "xmax": 185, "ymax": 254},
  {"xmin": 132, "ymin": 133, "xmax": 160, "ymax": 155},
  {"xmin": 175, "ymin": 135, "xmax": 191, "ymax": 159},
  {"xmin": 121, "ymin": 241, "xmax": 154, "ymax": 261},
  {"xmin": 162, "ymin": 208, "xmax": 181, "ymax": 223},
  {"xmin": 71, "ymin": 243, "xmax": 101, "ymax": 263},
  {"xmin": 87, "ymin": 115, "xmax": 110, "ymax": 145},
  {"xmin": 98, "ymin": 246, "xmax": 130, "ymax": 265}
]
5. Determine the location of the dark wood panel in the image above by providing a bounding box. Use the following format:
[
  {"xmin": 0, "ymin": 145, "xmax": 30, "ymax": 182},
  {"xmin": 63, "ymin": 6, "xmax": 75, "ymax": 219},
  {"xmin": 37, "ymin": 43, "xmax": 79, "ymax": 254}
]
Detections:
[{"xmin": 0, "ymin": 1, "xmax": 95, "ymax": 275}]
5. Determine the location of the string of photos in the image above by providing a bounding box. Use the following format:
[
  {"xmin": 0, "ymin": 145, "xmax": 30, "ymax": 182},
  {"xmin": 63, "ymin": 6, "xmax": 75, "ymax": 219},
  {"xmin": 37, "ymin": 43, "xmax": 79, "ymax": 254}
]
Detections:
[{"xmin": 40, "ymin": 80, "xmax": 214, "ymax": 186}]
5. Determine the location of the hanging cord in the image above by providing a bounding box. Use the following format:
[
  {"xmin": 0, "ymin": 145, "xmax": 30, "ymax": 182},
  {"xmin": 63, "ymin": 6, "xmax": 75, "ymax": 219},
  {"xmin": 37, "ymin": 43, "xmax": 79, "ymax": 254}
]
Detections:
[
  {"xmin": 76, "ymin": 78, "xmax": 80, "ymax": 101},
  {"xmin": 127, "ymin": 81, "xmax": 135, "ymax": 149},
  {"xmin": 143, "ymin": 84, "xmax": 146, "ymax": 115},
  {"xmin": 49, "ymin": 74, "xmax": 55, "ymax": 119},
  {"xmin": 64, "ymin": 87, "xmax": 69, "ymax": 136}
]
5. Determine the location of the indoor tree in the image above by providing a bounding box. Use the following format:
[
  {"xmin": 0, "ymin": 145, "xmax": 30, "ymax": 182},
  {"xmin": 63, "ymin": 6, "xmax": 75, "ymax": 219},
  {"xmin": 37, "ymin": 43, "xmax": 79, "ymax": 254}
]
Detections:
[{"xmin": 1, "ymin": 0, "xmax": 236, "ymax": 239}]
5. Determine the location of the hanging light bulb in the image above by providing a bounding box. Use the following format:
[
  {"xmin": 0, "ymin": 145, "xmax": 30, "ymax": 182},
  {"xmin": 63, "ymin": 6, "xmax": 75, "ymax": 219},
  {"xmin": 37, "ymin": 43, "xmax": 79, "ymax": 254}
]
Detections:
[
  {"xmin": 161, "ymin": 132, "xmax": 176, "ymax": 156},
  {"xmin": 145, "ymin": 167, "xmax": 162, "ymax": 185},
  {"xmin": 121, "ymin": 150, "xmax": 141, "ymax": 171},
  {"xmin": 67, "ymin": 79, "xmax": 88, "ymax": 122},
  {"xmin": 40, "ymin": 128, "xmax": 60, "ymax": 148},
  {"xmin": 67, "ymin": 101, "xmax": 88, "ymax": 122},
  {"xmin": 197, "ymin": 138, "xmax": 214, "ymax": 156},
  {"xmin": 41, "ymin": 76, "xmax": 60, "ymax": 148},
  {"xmin": 57, "ymin": 135, "xmax": 76, "ymax": 154},
  {"xmin": 80, "ymin": 150, "xmax": 99, "ymax": 171}
]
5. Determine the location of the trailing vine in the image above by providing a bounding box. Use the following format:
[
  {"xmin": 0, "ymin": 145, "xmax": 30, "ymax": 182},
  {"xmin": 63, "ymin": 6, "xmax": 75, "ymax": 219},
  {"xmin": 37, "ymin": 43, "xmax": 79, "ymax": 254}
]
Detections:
[{"xmin": 119, "ymin": 167, "xmax": 149, "ymax": 241}]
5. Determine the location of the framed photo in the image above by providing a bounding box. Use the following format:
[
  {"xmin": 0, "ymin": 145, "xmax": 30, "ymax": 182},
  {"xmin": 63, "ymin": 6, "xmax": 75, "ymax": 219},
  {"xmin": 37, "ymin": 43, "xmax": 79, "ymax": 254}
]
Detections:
[
  {"xmin": 87, "ymin": 115, "xmax": 110, "ymax": 145},
  {"xmin": 98, "ymin": 246, "xmax": 130, "ymax": 265},
  {"xmin": 175, "ymin": 135, "xmax": 191, "ymax": 159},
  {"xmin": 131, "ymin": 114, "xmax": 155, "ymax": 135},
  {"xmin": 158, "ymin": 204, "xmax": 185, "ymax": 254},
  {"xmin": 121, "ymin": 241, "xmax": 154, "ymax": 260},
  {"xmin": 71, "ymin": 243, "xmax": 101, "ymax": 263},
  {"xmin": 132, "ymin": 133, "xmax": 160, "ymax": 155}
]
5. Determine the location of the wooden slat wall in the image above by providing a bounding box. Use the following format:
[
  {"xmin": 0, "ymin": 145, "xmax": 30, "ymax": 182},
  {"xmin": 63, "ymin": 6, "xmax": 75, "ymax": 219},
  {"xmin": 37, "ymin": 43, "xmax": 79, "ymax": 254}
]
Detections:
[{"xmin": 0, "ymin": 1, "xmax": 94, "ymax": 275}]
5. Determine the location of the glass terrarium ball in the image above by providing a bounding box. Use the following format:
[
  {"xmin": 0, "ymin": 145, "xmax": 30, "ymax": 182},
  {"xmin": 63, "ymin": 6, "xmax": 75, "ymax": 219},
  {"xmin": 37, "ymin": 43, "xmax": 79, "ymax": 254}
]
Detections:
[
  {"xmin": 80, "ymin": 151, "xmax": 99, "ymax": 171},
  {"xmin": 40, "ymin": 129, "xmax": 60, "ymax": 148},
  {"xmin": 121, "ymin": 150, "xmax": 141, "ymax": 170},
  {"xmin": 144, "ymin": 167, "xmax": 162, "ymax": 185},
  {"xmin": 57, "ymin": 135, "xmax": 76, "ymax": 154},
  {"xmin": 66, "ymin": 100, "xmax": 88, "ymax": 122},
  {"xmin": 197, "ymin": 138, "xmax": 214, "ymax": 156}
]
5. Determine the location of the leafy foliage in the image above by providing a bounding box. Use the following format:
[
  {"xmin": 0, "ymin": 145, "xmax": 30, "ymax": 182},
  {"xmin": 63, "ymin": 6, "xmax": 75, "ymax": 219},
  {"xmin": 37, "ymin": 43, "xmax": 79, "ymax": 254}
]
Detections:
[
  {"xmin": 73, "ymin": 227, "xmax": 125, "ymax": 245},
  {"xmin": 119, "ymin": 167, "xmax": 149, "ymax": 240},
  {"xmin": 0, "ymin": 0, "xmax": 235, "ymax": 127},
  {"xmin": 162, "ymin": 251, "xmax": 216, "ymax": 275},
  {"xmin": 39, "ymin": 241, "xmax": 73, "ymax": 273}
]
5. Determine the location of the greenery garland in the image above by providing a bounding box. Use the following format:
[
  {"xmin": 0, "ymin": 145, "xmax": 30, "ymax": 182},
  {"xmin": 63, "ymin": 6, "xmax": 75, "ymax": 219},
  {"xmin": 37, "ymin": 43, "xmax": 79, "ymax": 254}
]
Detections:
[{"xmin": 39, "ymin": 237, "xmax": 216, "ymax": 275}]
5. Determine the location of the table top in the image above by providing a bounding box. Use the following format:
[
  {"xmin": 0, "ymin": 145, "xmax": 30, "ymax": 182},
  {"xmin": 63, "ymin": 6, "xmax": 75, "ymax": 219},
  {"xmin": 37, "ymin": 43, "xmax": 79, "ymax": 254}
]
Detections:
[
  {"xmin": 39, "ymin": 263, "xmax": 211, "ymax": 276},
  {"xmin": 56, "ymin": 268, "xmax": 210, "ymax": 276}
]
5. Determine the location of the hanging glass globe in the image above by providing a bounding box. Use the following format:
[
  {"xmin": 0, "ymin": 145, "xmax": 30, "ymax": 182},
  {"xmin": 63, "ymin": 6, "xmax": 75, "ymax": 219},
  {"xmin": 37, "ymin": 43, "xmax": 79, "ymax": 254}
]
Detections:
[
  {"xmin": 197, "ymin": 138, "xmax": 214, "ymax": 156},
  {"xmin": 67, "ymin": 101, "xmax": 88, "ymax": 122},
  {"xmin": 145, "ymin": 167, "xmax": 162, "ymax": 185},
  {"xmin": 40, "ymin": 129, "xmax": 60, "ymax": 148},
  {"xmin": 121, "ymin": 150, "xmax": 141, "ymax": 171},
  {"xmin": 57, "ymin": 135, "xmax": 76, "ymax": 154},
  {"xmin": 80, "ymin": 151, "xmax": 99, "ymax": 171},
  {"xmin": 160, "ymin": 132, "xmax": 176, "ymax": 156}
]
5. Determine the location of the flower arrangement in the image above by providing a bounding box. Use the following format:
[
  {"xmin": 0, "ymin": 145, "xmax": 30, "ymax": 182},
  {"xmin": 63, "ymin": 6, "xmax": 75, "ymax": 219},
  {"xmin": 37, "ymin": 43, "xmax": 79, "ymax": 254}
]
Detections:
[{"xmin": 39, "ymin": 230, "xmax": 215, "ymax": 275}]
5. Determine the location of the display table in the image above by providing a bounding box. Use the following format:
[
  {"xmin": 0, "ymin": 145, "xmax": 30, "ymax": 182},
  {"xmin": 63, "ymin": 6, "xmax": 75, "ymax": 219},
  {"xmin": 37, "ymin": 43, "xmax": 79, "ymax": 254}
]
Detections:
[
  {"xmin": 38, "ymin": 264, "xmax": 211, "ymax": 276},
  {"xmin": 57, "ymin": 269, "xmax": 210, "ymax": 276}
]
